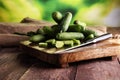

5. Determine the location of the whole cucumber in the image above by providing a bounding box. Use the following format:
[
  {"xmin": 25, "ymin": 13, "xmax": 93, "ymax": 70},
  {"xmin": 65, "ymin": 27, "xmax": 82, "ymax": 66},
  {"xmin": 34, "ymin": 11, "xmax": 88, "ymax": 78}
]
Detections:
[
  {"xmin": 59, "ymin": 12, "xmax": 72, "ymax": 32},
  {"xmin": 67, "ymin": 24, "xmax": 85, "ymax": 32},
  {"xmin": 82, "ymin": 29, "xmax": 98, "ymax": 37},
  {"xmin": 73, "ymin": 20, "xmax": 86, "ymax": 27},
  {"xmin": 51, "ymin": 25, "xmax": 61, "ymax": 34},
  {"xmin": 29, "ymin": 34, "xmax": 45, "ymax": 43},
  {"xmin": 85, "ymin": 34, "xmax": 94, "ymax": 41},
  {"xmin": 43, "ymin": 26, "xmax": 54, "ymax": 38},
  {"xmin": 56, "ymin": 32, "xmax": 84, "ymax": 40},
  {"xmin": 52, "ymin": 11, "xmax": 63, "ymax": 24}
]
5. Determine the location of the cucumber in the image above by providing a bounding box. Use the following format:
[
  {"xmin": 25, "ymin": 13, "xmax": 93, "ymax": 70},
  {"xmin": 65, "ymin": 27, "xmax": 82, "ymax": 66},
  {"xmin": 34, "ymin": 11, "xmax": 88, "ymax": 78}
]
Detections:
[
  {"xmin": 27, "ymin": 31, "xmax": 36, "ymax": 36},
  {"xmin": 85, "ymin": 34, "xmax": 94, "ymax": 41},
  {"xmin": 52, "ymin": 11, "xmax": 63, "ymax": 24},
  {"xmin": 67, "ymin": 24, "xmax": 85, "ymax": 32},
  {"xmin": 39, "ymin": 42, "xmax": 48, "ymax": 47},
  {"xmin": 73, "ymin": 39, "xmax": 81, "ymax": 45},
  {"xmin": 29, "ymin": 34, "xmax": 45, "ymax": 43},
  {"xmin": 56, "ymin": 32, "xmax": 84, "ymax": 40},
  {"xmin": 43, "ymin": 26, "xmax": 54, "ymax": 38},
  {"xmin": 51, "ymin": 25, "xmax": 61, "ymax": 33},
  {"xmin": 36, "ymin": 28, "xmax": 45, "ymax": 35},
  {"xmin": 59, "ymin": 12, "xmax": 72, "ymax": 32},
  {"xmin": 82, "ymin": 29, "xmax": 98, "ymax": 37},
  {"xmin": 73, "ymin": 20, "xmax": 86, "ymax": 27},
  {"xmin": 55, "ymin": 41, "xmax": 64, "ymax": 48},
  {"xmin": 64, "ymin": 40, "xmax": 74, "ymax": 47},
  {"xmin": 46, "ymin": 39, "xmax": 56, "ymax": 46},
  {"xmin": 43, "ymin": 26, "xmax": 53, "ymax": 34}
]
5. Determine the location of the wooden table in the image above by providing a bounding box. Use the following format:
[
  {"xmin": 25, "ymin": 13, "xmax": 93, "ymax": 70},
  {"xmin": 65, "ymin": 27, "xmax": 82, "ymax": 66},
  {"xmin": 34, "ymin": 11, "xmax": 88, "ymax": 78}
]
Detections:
[{"xmin": 0, "ymin": 27, "xmax": 120, "ymax": 80}]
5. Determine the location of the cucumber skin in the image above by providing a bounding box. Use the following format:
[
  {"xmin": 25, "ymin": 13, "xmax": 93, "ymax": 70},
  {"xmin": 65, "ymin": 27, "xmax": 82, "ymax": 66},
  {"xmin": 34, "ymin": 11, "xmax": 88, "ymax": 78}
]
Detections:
[
  {"xmin": 52, "ymin": 11, "xmax": 62, "ymax": 24},
  {"xmin": 82, "ymin": 29, "xmax": 98, "ymax": 37},
  {"xmin": 60, "ymin": 12, "xmax": 72, "ymax": 32},
  {"xmin": 29, "ymin": 34, "xmax": 45, "ymax": 43},
  {"xmin": 67, "ymin": 24, "xmax": 85, "ymax": 32},
  {"xmin": 56, "ymin": 32, "xmax": 84, "ymax": 40}
]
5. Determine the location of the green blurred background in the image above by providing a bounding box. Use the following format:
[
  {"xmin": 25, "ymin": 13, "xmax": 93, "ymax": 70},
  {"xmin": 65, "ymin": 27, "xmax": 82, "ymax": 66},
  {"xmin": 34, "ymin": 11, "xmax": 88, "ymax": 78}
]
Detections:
[{"xmin": 0, "ymin": 0, "xmax": 120, "ymax": 26}]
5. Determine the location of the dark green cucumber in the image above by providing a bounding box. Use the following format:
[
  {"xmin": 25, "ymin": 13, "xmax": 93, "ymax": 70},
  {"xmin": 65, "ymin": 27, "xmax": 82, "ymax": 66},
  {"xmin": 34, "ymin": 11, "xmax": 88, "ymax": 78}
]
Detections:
[
  {"xmin": 51, "ymin": 25, "xmax": 61, "ymax": 33},
  {"xmin": 52, "ymin": 11, "xmax": 63, "ymax": 24},
  {"xmin": 43, "ymin": 26, "xmax": 53, "ymax": 34},
  {"xmin": 46, "ymin": 39, "xmax": 56, "ymax": 46},
  {"xmin": 29, "ymin": 34, "xmax": 45, "ymax": 43},
  {"xmin": 73, "ymin": 20, "xmax": 86, "ymax": 27},
  {"xmin": 27, "ymin": 31, "xmax": 36, "ymax": 36},
  {"xmin": 67, "ymin": 24, "xmax": 85, "ymax": 32},
  {"xmin": 82, "ymin": 29, "xmax": 98, "ymax": 37},
  {"xmin": 84, "ymin": 34, "xmax": 94, "ymax": 41},
  {"xmin": 56, "ymin": 32, "xmax": 84, "ymax": 40},
  {"xmin": 59, "ymin": 12, "xmax": 72, "ymax": 32},
  {"xmin": 36, "ymin": 28, "xmax": 45, "ymax": 35},
  {"xmin": 43, "ymin": 26, "xmax": 54, "ymax": 38}
]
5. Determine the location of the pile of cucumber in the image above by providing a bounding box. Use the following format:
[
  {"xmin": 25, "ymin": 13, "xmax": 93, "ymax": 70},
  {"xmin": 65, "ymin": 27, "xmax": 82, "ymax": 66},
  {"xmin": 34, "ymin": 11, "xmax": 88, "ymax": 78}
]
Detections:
[{"xmin": 27, "ymin": 11, "xmax": 98, "ymax": 48}]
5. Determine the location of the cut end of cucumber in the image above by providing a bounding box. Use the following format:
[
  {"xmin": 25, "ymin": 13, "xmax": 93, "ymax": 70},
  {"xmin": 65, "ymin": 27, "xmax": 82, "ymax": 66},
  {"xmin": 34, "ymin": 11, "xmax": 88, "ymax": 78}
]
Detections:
[
  {"xmin": 39, "ymin": 42, "xmax": 48, "ymax": 47},
  {"xmin": 64, "ymin": 40, "xmax": 74, "ymax": 47},
  {"xmin": 55, "ymin": 41, "xmax": 64, "ymax": 48}
]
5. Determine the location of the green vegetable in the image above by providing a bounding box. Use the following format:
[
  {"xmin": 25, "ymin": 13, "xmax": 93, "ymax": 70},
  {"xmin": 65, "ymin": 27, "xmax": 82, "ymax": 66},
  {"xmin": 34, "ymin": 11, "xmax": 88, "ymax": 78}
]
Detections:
[
  {"xmin": 29, "ymin": 34, "xmax": 45, "ymax": 43},
  {"xmin": 46, "ymin": 39, "xmax": 56, "ymax": 46},
  {"xmin": 27, "ymin": 31, "xmax": 36, "ymax": 36},
  {"xmin": 85, "ymin": 34, "xmax": 94, "ymax": 41},
  {"xmin": 67, "ymin": 24, "xmax": 85, "ymax": 32},
  {"xmin": 43, "ymin": 26, "xmax": 54, "ymax": 38},
  {"xmin": 64, "ymin": 40, "xmax": 74, "ymax": 47},
  {"xmin": 51, "ymin": 25, "xmax": 61, "ymax": 34},
  {"xmin": 73, "ymin": 39, "xmax": 81, "ymax": 45},
  {"xmin": 55, "ymin": 41, "xmax": 64, "ymax": 48},
  {"xmin": 73, "ymin": 20, "xmax": 86, "ymax": 27},
  {"xmin": 59, "ymin": 12, "xmax": 72, "ymax": 32},
  {"xmin": 52, "ymin": 11, "xmax": 63, "ymax": 24},
  {"xmin": 56, "ymin": 32, "xmax": 84, "ymax": 40},
  {"xmin": 43, "ymin": 26, "xmax": 53, "ymax": 34},
  {"xmin": 39, "ymin": 42, "xmax": 48, "ymax": 47},
  {"xmin": 82, "ymin": 29, "xmax": 98, "ymax": 37},
  {"xmin": 36, "ymin": 28, "xmax": 45, "ymax": 35}
]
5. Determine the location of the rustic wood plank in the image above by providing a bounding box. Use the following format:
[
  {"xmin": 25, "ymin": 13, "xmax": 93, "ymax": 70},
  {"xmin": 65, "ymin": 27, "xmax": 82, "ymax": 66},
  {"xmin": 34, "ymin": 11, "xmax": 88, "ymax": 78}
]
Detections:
[
  {"xmin": 107, "ymin": 27, "xmax": 120, "ymax": 35},
  {"xmin": 0, "ymin": 22, "xmax": 53, "ymax": 34},
  {"xmin": 0, "ymin": 48, "xmax": 21, "ymax": 79},
  {"xmin": 75, "ymin": 58, "xmax": 120, "ymax": 80},
  {"xmin": 21, "ymin": 38, "xmax": 120, "ymax": 67},
  {"xmin": 19, "ymin": 62, "xmax": 77, "ymax": 80},
  {"xmin": 0, "ymin": 53, "xmax": 18, "ymax": 65},
  {"xmin": 0, "ymin": 48, "xmax": 36, "ymax": 80},
  {"xmin": 107, "ymin": 27, "xmax": 120, "ymax": 64},
  {"xmin": 0, "ymin": 34, "xmax": 28, "ymax": 47}
]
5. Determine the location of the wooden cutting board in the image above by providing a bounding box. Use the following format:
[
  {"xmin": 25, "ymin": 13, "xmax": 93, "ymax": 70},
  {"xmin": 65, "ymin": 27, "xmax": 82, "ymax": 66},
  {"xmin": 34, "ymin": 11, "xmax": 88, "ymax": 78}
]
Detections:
[{"xmin": 20, "ymin": 38, "xmax": 120, "ymax": 67}]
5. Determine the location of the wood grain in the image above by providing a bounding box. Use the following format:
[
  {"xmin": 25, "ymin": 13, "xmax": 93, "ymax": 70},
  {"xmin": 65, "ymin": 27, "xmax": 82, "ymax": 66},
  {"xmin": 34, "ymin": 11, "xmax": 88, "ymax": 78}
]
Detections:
[
  {"xmin": 21, "ymin": 38, "xmax": 120, "ymax": 67},
  {"xmin": 0, "ymin": 25, "xmax": 120, "ymax": 80},
  {"xmin": 107, "ymin": 27, "xmax": 120, "ymax": 64},
  {"xmin": 0, "ymin": 48, "xmax": 120, "ymax": 80},
  {"xmin": 0, "ymin": 34, "xmax": 28, "ymax": 47},
  {"xmin": 19, "ymin": 63, "xmax": 77, "ymax": 80},
  {"xmin": 75, "ymin": 59, "xmax": 120, "ymax": 80}
]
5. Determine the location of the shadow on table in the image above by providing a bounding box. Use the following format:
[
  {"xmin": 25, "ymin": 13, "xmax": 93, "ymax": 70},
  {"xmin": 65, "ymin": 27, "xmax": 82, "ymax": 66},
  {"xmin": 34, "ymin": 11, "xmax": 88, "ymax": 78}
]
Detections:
[{"xmin": 16, "ymin": 52, "xmax": 114, "ymax": 69}]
